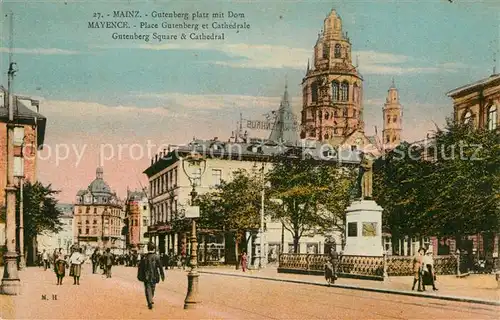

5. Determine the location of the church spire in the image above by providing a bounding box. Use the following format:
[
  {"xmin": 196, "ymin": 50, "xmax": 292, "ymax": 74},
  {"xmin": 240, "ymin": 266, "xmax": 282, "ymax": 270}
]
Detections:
[{"xmin": 269, "ymin": 79, "xmax": 299, "ymax": 145}]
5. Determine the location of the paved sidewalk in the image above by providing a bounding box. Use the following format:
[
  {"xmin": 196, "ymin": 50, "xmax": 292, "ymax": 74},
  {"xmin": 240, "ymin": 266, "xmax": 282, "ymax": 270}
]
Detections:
[
  {"xmin": 199, "ymin": 265, "xmax": 500, "ymax": 305},
  {"xmin": 0, "ymin": 264, "xmax": 215, "ymax": 319}
]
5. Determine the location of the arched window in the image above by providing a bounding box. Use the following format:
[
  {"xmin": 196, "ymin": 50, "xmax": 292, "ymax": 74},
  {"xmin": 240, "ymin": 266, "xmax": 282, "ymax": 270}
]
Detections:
[
  {"xmin": 324, "ymin": 134, "xmax": 329, "ymax": 140},
  {"xmin": 488, "ymin": 105, "xmax": 497, "ymax": 130},
  {"xmin": 393, "ymin": 115, "xmax": 397, "ymax": 123},
  {"xmin": 331, "ymin": 81, "xmax": 339, "ymax": 101},
  {"xmin": 311, "ymin": 82, "xmax": 318, "ymax": 102},
  {"xmin": 353, "ymin": 83, "xmax": 359, "ymax": 102},
  {"xmin": 386, "ymin": 135, "xmax": 390, "ymax": 143},
  {"xmin": 334, "ymin": 44, "xmax": 341, "ymax": 58},
  {"xmin": 322, "ymin": 44, "xmax": 329, "ymax": 59},
  {"xmin": 325, "ymin": 112, "xmax": 330, "ymax": 120},
  {"xmin": 340, "ymin": 82, "xmax": 349, "ymax": 101},
  {"xmin": 318, "ymin": 110, "xmax": 323, "ymax": 119},
  {"xmin": 463, "ymin": 111, "xmax": 472, "ymax": 125}
]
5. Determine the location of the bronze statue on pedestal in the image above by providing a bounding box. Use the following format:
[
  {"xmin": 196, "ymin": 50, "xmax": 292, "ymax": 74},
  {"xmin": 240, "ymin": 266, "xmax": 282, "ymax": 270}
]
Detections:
[{"xmin": 355, "ymin": 152, "xmax": 374, "ymax": 200}]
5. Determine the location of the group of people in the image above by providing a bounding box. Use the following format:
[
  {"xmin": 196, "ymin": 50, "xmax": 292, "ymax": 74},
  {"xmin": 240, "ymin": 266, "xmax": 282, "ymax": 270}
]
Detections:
[
  {"xmin": 51, "ymin": 247, "xmax": 85, "ymax": 285},
  {"xmin": 90, "ymin": 248, "xmax": 116, "ymax": 278},
  {"xmin": 412, "ymin": 247, "xmax": 438, "ymax": 291}
]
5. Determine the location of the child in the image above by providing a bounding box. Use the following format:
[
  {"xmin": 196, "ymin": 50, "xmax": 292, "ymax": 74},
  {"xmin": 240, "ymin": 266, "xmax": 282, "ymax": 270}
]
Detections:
[{"xmin": 54, "ymin": 255, "xmax": 68, "ymax": 285}]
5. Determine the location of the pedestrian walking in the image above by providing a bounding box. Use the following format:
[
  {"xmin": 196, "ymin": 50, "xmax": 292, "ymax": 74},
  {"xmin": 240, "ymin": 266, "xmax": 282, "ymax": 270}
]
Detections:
[
  {"xmin": 69, "ymin": 247, "xmax": 85, "ymax": 285},
  {"xmin": 91, "ymin": 248, "xmax": 100, "ymax": 274},
  {"xmin": 137, "ymin": 242, "xmax": 165, "ymax": 310},
  {"xmin": 42, "ymin": 249, "xmax": 49, "ymax": 270},
  {"xmin": 240, "ymin": 251, "xmax": 248, "ymax": 272},
  {"xmin": 422, "ymin": 249, "xmax": 438, "ymax": 291},
  {"xmin": 102, "ymin": 248, "xmax": 114, "ymax": 278},
  {"xmin": 411, "ymin": 247, "xmax": 425, "ymax": 291},
  {"xmin": 54, "ymin": 254, "xmax": 68, "ymax": 285}
]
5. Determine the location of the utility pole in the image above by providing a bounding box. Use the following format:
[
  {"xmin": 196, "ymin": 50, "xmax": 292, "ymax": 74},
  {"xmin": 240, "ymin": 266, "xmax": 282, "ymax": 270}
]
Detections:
[{"xmin": 1, "ymin": 11, "xmax": 21, "ymax": 295}]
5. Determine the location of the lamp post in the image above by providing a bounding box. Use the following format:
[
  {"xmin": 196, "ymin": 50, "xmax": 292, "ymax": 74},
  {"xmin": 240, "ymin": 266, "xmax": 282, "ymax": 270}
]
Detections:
[
  {"xmin": 17, "ymin": 175, "xmax": 25, "ymax": 270},
  {"xmin": 1, "ymin": 56, "xmax": 21, "ymax": 295},
  {"xmin": 181, "ymin": 153, "xmax": 206, "ymax": 310}
]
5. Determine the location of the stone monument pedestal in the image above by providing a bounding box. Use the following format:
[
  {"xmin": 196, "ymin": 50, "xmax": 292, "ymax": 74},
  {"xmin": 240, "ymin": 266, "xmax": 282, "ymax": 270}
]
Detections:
[{"xmin": 343, "ymin": 200, "xmax": 384, "ymax": 257}]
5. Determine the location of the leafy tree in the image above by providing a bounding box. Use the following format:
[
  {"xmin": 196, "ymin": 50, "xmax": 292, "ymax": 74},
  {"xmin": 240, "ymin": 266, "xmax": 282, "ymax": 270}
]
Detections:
[
  {"xmin": 373, "ymin": 121, "xmax": 499, "ymax": 251},
  {"xmin": 267, "ymin": 158, "xmax": 354, "ymax": 253},
  {"xmin": 197, "ymin": 168, "xmax": 265, "ymax": 266},
  {"xmin": 16, "ymin": 181, "xmax": 63, "ymax": 265}
]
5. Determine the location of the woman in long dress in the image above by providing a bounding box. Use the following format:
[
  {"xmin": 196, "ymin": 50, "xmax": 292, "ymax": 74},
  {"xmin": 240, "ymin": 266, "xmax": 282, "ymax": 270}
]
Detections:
[{"xmin": 69, "ymin": 248, "xmax": 85, "ymax": 285}]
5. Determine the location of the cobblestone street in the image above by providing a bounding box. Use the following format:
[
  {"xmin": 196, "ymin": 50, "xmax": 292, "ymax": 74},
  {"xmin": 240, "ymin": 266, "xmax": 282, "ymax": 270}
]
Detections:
[{"xmin": 0, "ymin": 264, "xmax": 499, "ymax": 319}]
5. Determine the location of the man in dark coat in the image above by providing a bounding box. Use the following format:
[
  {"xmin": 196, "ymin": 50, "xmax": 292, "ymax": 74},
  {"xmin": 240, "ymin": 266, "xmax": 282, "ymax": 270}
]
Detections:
[
  {"xmin": 102, "ymin": 248, "xmax": 114, "ymax": 278},
  {"xmin": 91, "ymin": 248, "xmax": 101, "ymax": 274},
  {"xmin": 138, "ymin": 242, "xmax": 165, "ymax": 309}
]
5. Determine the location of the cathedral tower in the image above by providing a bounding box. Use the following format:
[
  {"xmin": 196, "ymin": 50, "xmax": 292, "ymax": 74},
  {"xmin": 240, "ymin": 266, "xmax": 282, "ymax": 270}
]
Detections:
[
  {"xmin": 382, "ymin": 79, "xmax": 403, "ymax": 150},
  {"xmin": 300, "ymin": 9, "xmax": 364, "ymax": 141}
]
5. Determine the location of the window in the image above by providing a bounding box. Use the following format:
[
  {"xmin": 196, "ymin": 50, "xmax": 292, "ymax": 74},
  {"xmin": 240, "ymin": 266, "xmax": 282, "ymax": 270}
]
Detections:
[
  {"xmin": 351, "ymin": 145, "xmax": 357, "ymax": 151},
  {"xmin": 340, "ymin": 82, "xmax": 349, "ymax": 101},
  {"xmin": 393, "ymin": 115, "xmax": 397, "ymax": 123},
  {"xmin": 488, "ymin": 105, "xmax": 497, "ymax": 130},
  {"xmin": 85, "ymin": 228, "xmax": 89, "ymax": 234},
  {"xmin": 212, "ymin": 169, "xmax": 222, "ymax": 186},
  {"xmin": 93, "ymin": 219, "xmax": 97, "ymax": 224},
  {"xmin": 325, "ymin": 112, "xmax": 329, "ymax": 120},
  {"xmin": 343, "ymin": 108, "xmax": 348, "ymax": 117},
  {"xmin": 311, "ymin": 82, "xmax": 318, "ymax": 102},
  {"xmin": 78, "ymin": 228, "xmax": 82, "ymax": 234},
  {"xmin": 353, "ymin": 84, "xmax": 359, "ymax": 102},
  {"xmin": 86, "ymin": 207, "xmax": 90, "ymax": 213},
  {"xmin": 169, "ymin": 170, "xmax": 173, "ymax": 188},
  {"xmin": 322, "ymin": 43, "xmax": 329, "ymax": 59},
  {"xmin": 13, "ymin": 127, "xmax": 24, "ymax": 146},
  {"xmin": 324, "ymin": 134, "xmax": 329, "ymax": 140},
  {"xmin": 94, "ymin": 208, "xmax": 97, "ymax": 214},
  {"xmin": 173, "ymin": 168, "xmax": 178, "ymax": 186},
  {"xmin": 14, "ymin": 157, "xmax": 24, "ymax": 177},
  {"xmin": 143, "ymin": 205, "xmax": 147, "ymax": 211},
  {"xmin": 386, "ymin": 135, "xmax": 390, "ymax": 143},
  {"xmin": 463, "ymin": 111, "xmax": 472, "ymax": 125},
  {"xmin": 331, "ymin": 81, "xmax": 339, "ymax": 101},
  {"xmin": 143, "ymin": 217, "xmax": 148, "ymax": 226},
  {"xmin": 334, "ymin": 44, "xmax": 341, "ymax": 58},
  {"xmin": 347, "ymin": 222, "xmax": 357, "ymax": 237}
]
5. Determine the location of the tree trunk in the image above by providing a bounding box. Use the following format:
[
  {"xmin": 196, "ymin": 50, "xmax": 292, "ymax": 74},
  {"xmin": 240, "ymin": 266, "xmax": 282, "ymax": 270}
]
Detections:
[
  {"xmin": 234, "ymin": 233, "xmax": 240, "ymax": 269},
  {"xmin": 293, "ymin": 234, "xmax": 300, "ymax": 253}
]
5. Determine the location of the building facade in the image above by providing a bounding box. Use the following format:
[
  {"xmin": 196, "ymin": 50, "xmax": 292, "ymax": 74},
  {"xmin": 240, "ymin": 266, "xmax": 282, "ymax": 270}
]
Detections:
[
  {"xmin": 447, "ymin": 73, "xmax": 499, "ymax": 131},
  {"xmin": 143, "ymin": 135, "xmax": 360, "ymax": 265},
  {"xmin": 301, "ymin": 9, "xmax": 364, "ymax": 141},
  {"xmin": 125, "ymin": 189, "xmax": 150, "ymax": 252},
  {"xmin": 73, "ymin": 167, "xmax": 125, "ymax": 255},
  {"xmin": 0, "ymin": 87, "xmax": 46, "ymax": 261},
  {"xmin": 37, "ymin": 204, "xmax": 74, "ymax": 256}
]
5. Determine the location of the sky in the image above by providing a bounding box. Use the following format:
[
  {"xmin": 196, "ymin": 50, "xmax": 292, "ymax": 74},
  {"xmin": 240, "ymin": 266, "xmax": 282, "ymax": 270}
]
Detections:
[{"xmin": 0, "ymin": 0, "xmax": 498, "ymax": 202}]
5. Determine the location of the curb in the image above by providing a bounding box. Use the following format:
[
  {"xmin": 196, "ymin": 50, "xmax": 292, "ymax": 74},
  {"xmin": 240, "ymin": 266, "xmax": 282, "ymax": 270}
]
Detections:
[{"xmin": 199, "ymin": 270, "xmax": 500, "ymax": 307}]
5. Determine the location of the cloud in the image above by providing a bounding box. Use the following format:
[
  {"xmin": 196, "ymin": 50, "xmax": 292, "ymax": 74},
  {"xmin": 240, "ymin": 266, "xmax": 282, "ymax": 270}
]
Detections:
[
  {"xmin": 134, "ymin": 42, "xmax": 468, "ymax": 75},
  {"xmin": 132, "ymin": 92, "xmax": 300, "ymax": 111},
  {"xmin": 0, "ymin": 47, "xmax": 80, "ymax": 55}
]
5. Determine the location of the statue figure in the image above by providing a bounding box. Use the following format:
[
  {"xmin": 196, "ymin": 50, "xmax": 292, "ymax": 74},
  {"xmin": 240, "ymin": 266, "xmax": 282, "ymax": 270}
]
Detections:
[{"xmin": 356, "ymin": 152, "xmax": 374, "ymax": 199}]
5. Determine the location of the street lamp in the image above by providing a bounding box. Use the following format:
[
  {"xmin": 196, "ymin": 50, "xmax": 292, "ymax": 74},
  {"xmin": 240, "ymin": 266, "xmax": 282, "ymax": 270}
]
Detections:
[
  {"xmin": 181, "ymin": 153, "xmax": 206, "ymax": 310},
  {"xmin": 1, "ymin": 56, "xmax": 21, "ymax": 295}
]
